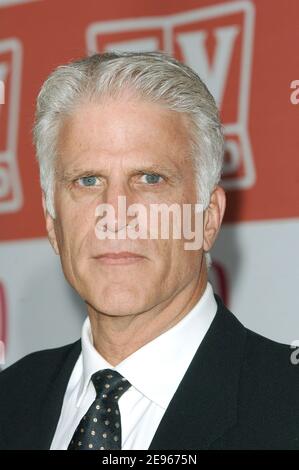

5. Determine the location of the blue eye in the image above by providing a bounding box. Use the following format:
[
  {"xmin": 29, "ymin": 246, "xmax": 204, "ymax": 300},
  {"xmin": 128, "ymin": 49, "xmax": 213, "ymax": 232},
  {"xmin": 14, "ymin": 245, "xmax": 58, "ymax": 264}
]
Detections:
[
  {"xmin": 78, "ymin": 176, "xmax": 99, "ymax": 187},
  {"xmin": 141, "ymin": 173, "xmax": 163, "ymax": 185}
]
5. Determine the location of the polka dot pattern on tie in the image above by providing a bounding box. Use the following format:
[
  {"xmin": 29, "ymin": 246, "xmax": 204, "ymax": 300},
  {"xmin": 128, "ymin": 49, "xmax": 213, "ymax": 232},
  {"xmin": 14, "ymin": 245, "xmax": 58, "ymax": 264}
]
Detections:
[{"xmin": 67, "ymin": 368, "xmax": 131, "ymax": 450}]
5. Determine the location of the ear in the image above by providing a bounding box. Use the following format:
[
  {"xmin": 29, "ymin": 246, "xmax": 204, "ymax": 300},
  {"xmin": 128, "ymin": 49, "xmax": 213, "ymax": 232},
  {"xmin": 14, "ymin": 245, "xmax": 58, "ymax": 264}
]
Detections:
[
  {"xmin": 42, "ymin": 192, "xmax": 59, "ymax": 255},
  {"xmin": 203, "ymin": 185, "xmax": 226, "ymax": 253}
]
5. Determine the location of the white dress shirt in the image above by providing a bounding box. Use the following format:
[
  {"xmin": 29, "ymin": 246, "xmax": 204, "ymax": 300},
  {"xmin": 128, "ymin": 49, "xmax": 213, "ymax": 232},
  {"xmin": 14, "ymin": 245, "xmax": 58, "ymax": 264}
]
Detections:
[{"xmin": 51, "ymin": 281, "xmax": 217, "ymax": 450}]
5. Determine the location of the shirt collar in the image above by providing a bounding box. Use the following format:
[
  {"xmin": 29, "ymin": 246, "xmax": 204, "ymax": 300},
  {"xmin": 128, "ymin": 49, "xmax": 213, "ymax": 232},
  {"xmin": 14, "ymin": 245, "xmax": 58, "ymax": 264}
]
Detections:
[{"xmin": 77, "ymin": 281, "xmax": 217, "ymax": 410}]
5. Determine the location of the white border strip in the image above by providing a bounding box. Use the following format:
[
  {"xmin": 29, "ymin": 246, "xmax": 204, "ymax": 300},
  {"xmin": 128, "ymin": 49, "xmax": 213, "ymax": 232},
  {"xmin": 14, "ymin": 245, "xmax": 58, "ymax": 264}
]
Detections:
[{"xmin": 0, "ymin": 0, "xmax": 40, "ymax": 7}]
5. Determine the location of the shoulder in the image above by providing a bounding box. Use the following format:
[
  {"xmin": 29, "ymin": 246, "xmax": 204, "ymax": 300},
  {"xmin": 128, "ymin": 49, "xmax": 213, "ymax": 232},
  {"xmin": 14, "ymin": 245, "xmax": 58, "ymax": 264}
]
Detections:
[
  {"xmin": 0, "ymin": 340, "xmax": 81, "ymax": 398},
  {"xmin": 215, "ymin": 295, "xmax": 299, "ymax": 447},
  {"xmin": 0, "ymin": 341, "xmax": 81, "ymax": 449},
  {"xmin": 215, "ymin": 293, "xmax": 297, "ymax": 380},
  {"xmin": 239, "ymin": 324, "xmax": 299, "ymax": 447},
  {"xmin": 219, "ymin": 294, "xmax": 299, "ymax": 394},
  {"xmin": 241, "ymin": 325, "xmax": 299, "ymax": 404},
  {"xmin": 243, "ymin": 327, "xmax": 298, "ymax": 382}
]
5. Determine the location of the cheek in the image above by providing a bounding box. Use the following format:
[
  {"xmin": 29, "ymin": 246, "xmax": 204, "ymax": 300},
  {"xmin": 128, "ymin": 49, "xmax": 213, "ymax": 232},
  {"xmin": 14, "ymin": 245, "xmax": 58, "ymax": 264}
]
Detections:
[
  {"xmin": 54, "ymin": 201, "xmax": 96, "ymax": 261},
  {"xmin": 163, "ymin": 238, "xmax": 201, "ymax": 277},
  {"xmin": 153, "ymin": 239, "xmax": 182, "ymax": 276},
  {"xmin": 151, "ymin": 240, "xmax": 197, "ymax": 294}
]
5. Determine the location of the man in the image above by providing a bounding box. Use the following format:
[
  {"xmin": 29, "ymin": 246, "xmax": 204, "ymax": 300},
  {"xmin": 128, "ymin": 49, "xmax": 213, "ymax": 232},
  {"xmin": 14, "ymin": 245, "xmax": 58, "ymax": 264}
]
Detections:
[{"xmin": 0, "ymin": 52, "xmax": 298, "ymax": 450}]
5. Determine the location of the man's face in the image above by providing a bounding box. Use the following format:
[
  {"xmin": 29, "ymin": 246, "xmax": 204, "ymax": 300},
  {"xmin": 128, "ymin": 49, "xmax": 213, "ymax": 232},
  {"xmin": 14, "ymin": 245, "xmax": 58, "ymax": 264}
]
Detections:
[{"xmin": 50, "ymin": 95, "xmax": 203, "ymax": 316}]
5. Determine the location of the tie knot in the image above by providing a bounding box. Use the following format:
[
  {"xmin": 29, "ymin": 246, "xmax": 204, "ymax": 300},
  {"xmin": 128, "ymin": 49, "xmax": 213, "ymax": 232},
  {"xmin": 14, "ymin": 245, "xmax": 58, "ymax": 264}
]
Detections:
[{"xmin": 91, "ymin": 368, "xmax": 131, "ymax": 401}]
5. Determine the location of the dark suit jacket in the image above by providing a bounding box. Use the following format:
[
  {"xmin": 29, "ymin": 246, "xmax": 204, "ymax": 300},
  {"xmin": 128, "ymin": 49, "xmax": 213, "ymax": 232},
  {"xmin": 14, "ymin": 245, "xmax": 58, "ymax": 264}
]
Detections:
[{"xmin": 0, "ymin": 294, "xmax": 298, "ymax": 450}]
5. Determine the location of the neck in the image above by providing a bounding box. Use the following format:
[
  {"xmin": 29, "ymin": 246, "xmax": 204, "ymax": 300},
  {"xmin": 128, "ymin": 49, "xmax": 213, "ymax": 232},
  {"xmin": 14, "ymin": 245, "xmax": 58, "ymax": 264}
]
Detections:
[{"xmin": 87, "ymin": 263, "xmax": 208, "ymax": 367}]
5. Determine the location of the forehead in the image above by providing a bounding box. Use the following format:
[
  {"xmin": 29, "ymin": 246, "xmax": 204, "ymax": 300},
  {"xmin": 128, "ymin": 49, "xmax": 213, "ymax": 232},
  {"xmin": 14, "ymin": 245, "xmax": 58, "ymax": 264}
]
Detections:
[{"xmin": 56, "ymin": 96, "xmax": 192, "ymax": 171}]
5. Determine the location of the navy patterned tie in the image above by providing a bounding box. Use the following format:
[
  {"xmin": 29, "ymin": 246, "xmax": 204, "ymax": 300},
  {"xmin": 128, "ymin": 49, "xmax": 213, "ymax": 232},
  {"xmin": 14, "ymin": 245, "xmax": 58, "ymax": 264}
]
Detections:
[{"xmin": 68, "ymin": 368, "xmax": 131, "ymax": 450}]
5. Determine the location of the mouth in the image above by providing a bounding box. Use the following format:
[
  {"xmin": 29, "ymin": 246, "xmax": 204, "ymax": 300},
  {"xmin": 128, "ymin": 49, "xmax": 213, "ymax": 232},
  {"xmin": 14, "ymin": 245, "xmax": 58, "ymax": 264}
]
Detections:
[{"xmin": 93, "ymin": 251, "xmax": 146, "ymax": 266}]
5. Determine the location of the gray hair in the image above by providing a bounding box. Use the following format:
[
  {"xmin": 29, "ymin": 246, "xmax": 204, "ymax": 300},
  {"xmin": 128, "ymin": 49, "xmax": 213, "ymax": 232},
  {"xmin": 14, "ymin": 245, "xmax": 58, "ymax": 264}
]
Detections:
[{"xmin": 33, "ymin": 51, "xmax": 225, "ymax": 268}]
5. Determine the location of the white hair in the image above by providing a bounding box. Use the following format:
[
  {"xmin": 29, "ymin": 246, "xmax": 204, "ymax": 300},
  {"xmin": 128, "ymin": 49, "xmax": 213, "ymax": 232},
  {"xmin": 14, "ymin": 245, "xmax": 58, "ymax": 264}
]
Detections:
[{"xmin": 33, "ymin": 51, "xmax": 225, "ymax": 269}]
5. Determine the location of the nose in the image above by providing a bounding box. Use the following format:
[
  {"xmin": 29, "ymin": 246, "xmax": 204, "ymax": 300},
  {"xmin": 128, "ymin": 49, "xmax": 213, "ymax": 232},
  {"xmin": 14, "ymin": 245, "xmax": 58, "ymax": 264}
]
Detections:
[{"xmin": 96, "ymin": 178, "xmax": 136, "ymax": 234}]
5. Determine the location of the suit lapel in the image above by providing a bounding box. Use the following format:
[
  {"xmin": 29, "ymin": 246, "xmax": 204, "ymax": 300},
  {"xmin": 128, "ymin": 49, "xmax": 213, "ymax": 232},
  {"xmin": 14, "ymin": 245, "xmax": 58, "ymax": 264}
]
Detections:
[
  {"xmin": 37, "ymin": 340, "xmax": 81, "ymax": 449},
  {"xmin": 148, "ymin": 295, "xmax": 247, "ymax": 450}
]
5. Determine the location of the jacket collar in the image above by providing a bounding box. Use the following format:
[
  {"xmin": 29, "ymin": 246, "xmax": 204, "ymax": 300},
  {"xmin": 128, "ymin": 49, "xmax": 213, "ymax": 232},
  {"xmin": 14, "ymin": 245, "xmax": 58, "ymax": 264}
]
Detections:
[
  {"xmin": 148, "ymin": 295, "xmax": 247, "ymax": 450},
  {"xmin": 38, "ymin": 340, "xmax": 82, "ymax": 449}
]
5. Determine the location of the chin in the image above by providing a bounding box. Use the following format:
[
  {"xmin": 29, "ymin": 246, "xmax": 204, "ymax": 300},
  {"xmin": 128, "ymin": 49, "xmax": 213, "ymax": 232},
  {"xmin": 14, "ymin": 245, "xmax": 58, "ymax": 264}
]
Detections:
[
  {"xmin": 88, "ymin": 301, "xmax": 147, "ymax": 318},
  {"xmin": 85, "ymin": 285, "xmax": 150, "ymax": 317}
]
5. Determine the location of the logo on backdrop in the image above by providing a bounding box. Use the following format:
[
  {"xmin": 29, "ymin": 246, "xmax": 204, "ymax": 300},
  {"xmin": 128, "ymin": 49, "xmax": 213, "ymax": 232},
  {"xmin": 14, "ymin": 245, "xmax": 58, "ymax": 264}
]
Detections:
[
  {"xmin": 86, "ymin": 0, "xmax": 256, "ymax": 191},
  {"xmin": 290, "ymin": 80, "xmax": 299, "ymax": 105},
  {"xmin": 0, "ymin": 38, "xmax": 23, "ymax": 214}
]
